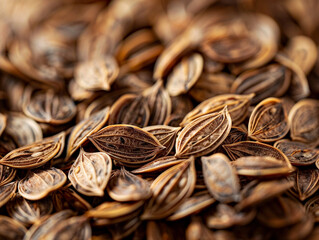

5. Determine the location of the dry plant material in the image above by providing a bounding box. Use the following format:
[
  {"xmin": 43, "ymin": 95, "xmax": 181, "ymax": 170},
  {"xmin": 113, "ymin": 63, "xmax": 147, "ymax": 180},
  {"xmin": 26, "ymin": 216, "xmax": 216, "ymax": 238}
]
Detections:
[
  {"xmin": 0, "ymin": 0, "xmax": 319, "ymax": 238},
  {"xmin": 89, "ymin": 124, "xmax": 165, "ymax": 166},
  {"xmin": 201, "ymin": 153, "xmax": 240, "ymax": 203},
  {"xmin": 68, "ymin": 149, "xmax": 112, "ymax": 197},
  {"xmin": 18, "ymin": 167, "xmax": 66, "ymax": 200}
]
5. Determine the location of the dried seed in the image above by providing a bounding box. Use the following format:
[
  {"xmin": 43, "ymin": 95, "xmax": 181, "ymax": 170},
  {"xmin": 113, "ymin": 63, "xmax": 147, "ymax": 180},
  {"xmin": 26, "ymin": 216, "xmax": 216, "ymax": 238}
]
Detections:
[
  {"xmin": 132, "ymin": 156, "xmax": 184, "ymax": 174},
  {"xmin": 202, "ymin": 153, "xmax": 241, "ymax": 203},
  {"xmin": 142, "ymin": 157, "xmax": 196, "ymax": 219},
  {"xmin": 182, "ymin": 94, "xmax": 253, "ymax": 127},
  {"xmin": 68, "ymin": 149, "xmax": 112, "ymax": 197},
  {"xmin": 176, "ymin": 107, "xmax": 232, "ymax": 158},
  {"xmin": 0, "ymin": 165, "xmax": 16, "ymax": 187},
  {"xmin": 166, "ymin": 53, "xmax": 204, "ymax": 96},
  {"xmin": 109, "ymin": 94, "xmax": 150, "ymax": 128},
  {"xmin": 0, "ymin": 132, "xmax": 65, "ymax": 169},
  {"xmin": 275, "ymin": 139, "xmax": 319, "ymax": 166},
  {"xmin": 6, "ymin": 196, "xmax": 53, "ymax": 226},
  {"xmin": 18, "ymin": 167, "xmax": 67, "ymax": 200},
  {"xmin": 23, "ymin": 89, "xmax": 76, "ymax": 125},
  {"xmin": 66, "ymin": 107, "xmax": 110, "ymax": 159},
  {"xmin": 107, "ymin": 167, "xmax": 151, "ymax": 201},
  {"xmin": 75, "ymin": 56, "xmax": 119, "ymax": 91},
  {"xmin": 288, "ymin": 99, "xmax": 319, "ymax": 145},
  {"xmin": 144, "ymin": 125, "xmax": 180, "ymax": 157},
  {"xmin": 0, "ymin": 215, "xmax": 27, "ymax": 240},
  {"xmin": 89, "ymin": 124, "xmax": 165, "ymax": 166},
  {"xmin": 0, "ymin": 182, "xmax": 17, "ymax": 208},
  {"xmin": 248, "ymin": 98, "xmax": 289, "ymax": 142},
  {"xmin": 305, "ymin": 195, "xmax": 319, "ymax": 222}
]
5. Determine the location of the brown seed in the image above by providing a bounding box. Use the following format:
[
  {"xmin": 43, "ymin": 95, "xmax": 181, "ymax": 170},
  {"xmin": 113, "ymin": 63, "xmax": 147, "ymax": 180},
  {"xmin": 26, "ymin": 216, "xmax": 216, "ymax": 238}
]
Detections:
[
  {"xmin": 232, "ymin": 156, "xmax": 294, "ymax": 177},
  {"xmin": 201, "ymin": 153, "xmax": 241, "ymax": 203},
  {"xmin": 66, "ymin": 107, "xmax": 110, "ymax": 159},
  {"xmin": 89, "ymin": 124, "xmax": 165, "ymax": 166},
  {"xmin": 223, "ymin": 141, "xmax": 292, "ymax": 168},
  {"xmin": 288, "ymin": 99, "xmax": 319, "ymax": 146},
  {"xmin": 109, "ymin": 94, "xmax": 150, "ymax": 128},
  {"xmin": 182, "ymin": 93, "xmax": 253, "ymax": 127},
  {"xmin": 142, "ymin": 157, "xmax": 196, "ymax": 219},
  {"xmin": 132, "ymin": 156, "xmax": 184, "ymax": 174},
  {"xmin": 0, "ymin": 215, "xmax": 27, "ymax": 240},
  {"xmin": 18, "ymin": 167, "xmax": 67, "ymax": 200},
  {"xmin": 6, "ymin": 196, "xmax": 53, "ymax": 226},
  {"xmin": 305, "ymin": 195, "xmax": 319, "ymax": 222},
  {"xmin": 68, "ymin": 149, "xmax": 112, "ymax": 197},
  {"xmin": 0, "ymin": 132, "xmax": 65, "ymax": 169},
  {"xmin": 0, "ymin": 165, "xmax": 16, "ymax": 187},
  {"xmin": 107, "ymin": 167, "xmax": 151, "ymax": 201},
  {"xmin": 275, "ymin": 139, "xmax": 319, "ymax": 166},
  {"xmin": 0, "ymin": 182, "xmax": 17, "ymax": 208},
  {"xmin": 235, "ymin": 179, "xmax": 294, "ymax": 211},
  {"xmin": 176, "ymin": 107, "xmax": 232, "ymax": 158},
  {"xmin": 287, "ymin": 168, "xmax": 319, "ymax": 201},
  {"xmin": 23, "ymin": 89, "xmax": 76, "ymax": 125},
  {"xmin": 231, "ymin": 64, "xmax": 291, "ymax": 104},
  {"xmin": 248, "ymin": 97, "xmax": 289, "ymax": 142},
  {"xmin": 143, "ymin": 80, "xmax": 172, "ymax": 125},
  {"xmin": 166, "ymin": 53, "xmax": 204, "ymax": 96},
  {"xmin": 168, "ymin": 191, "xmax": 216, "ymax": 221},
  {"xmin": 75, "ymin": 56, "xmax": 119, "ymax": 91},
  {"xmin": 144, "ymin": 125, "xmax": 180, "ymax": 157}
]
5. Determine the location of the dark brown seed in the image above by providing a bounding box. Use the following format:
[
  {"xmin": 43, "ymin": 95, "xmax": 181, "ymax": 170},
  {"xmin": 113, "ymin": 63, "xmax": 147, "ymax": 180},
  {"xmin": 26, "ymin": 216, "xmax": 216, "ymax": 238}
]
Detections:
[
  {"xmin": 176, "ymin": 107, "xmax": 232, "ymax": 158},
  {"xmin": 275, "ymin": 140, "xmax": 319, "ymax": 166},
  {"xmin": 248, "ymin": 98, "xmax": 289, "ymax": 142},
  {"xmin": 0, "ymin": 131, "xmax": 65, "ymax": 169},
  {"xmin": 18, "ymin": 167, "xmax": 67, "ymax": 200},
  {"xmin": 0, "ymin": 165, "xmax": 16, "ymax": 187},
  {"xmin": 89, "ymin": 124, "xmax": 165, "ymax": 166},
  {"xmin": 23, "ymin": 89, "xmax": 76, "ymax": 125},
  {"xmin": 132, "ymin": 156, "xmax": 184, "ymax": 174},
  {"xmin": 201, "ymin": 153, "xmax": 241, "ymax": 203},
  {"xmin": 288, "ymin": 99, "xmax": 319, "ymax": 146},
  {"xmin": 231, "ymin": 64, "xmax": 291, "ymax": 104},
  {"xmin": 287, "ymin": 168, "xmax": 319, "ymax": 201},
  {"xmin": 107, "ymin": 167, "xmax": 151, "ymax": 201},
  {"xmin": 109, "ymin": 94, "xmax": 150, "ymax": 128},
  {"xmin": 305, "ymin": 195, "xmax": 319, "ymax": 222}
]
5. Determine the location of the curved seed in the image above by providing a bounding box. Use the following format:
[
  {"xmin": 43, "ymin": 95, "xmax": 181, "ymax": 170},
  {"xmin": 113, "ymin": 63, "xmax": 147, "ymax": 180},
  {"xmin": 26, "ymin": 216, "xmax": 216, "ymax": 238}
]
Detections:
[
  {"xmin": 182, "ymin": 94, "xmax": 253, "ymax": 126},
  {"xmin": 132, "ymin": 156, "xmax": 184, "ymax": 174},
  {"xmin": 0, "ymin": 215, "xmax": 27, "ymax": 240},
  {"xmin": 0, "ymin": 182, "xmax": 17, "ymax": 208},
  {"xmin": 176, "ymin": 107, "xmax": 232, "ymax": 158},
  {"xmin": 275, "ymin": 139, "xmax": 319, "ymax": 166},
  {"xmin": 23, "ymin": 89, "xmax": 76, "ymax": 125},
  {"xmin": 0, "ymin": 165, "xmax": 16, "ymax": 187},
  {"xmin": 109, "ymin": 94, "xmax": 150, "ymax": 128},
  {"xmin": 89, "ymin": 124, "xmax": 165, "ymax": 166},
  {"xmin": 0, "ymin": 131, "xmax": 65, "ymax": 169},
  {"xmin": 202, "ymin": 153, "xmax": 240, "ymax": 203},
  {"xmin": 305, "ymin": 195, "xmax": 319, "ymax": 222},
  {"xmin": 68, "ymin": 149, "xmax": 112, "ymax": 197},
  {"xmin": 142, "ymin": 157, "xmax": 196, "ymax": 219},
  {"xmin": 6, "ymin": 196, "xmax": 53, "ymax": 226},
  {"xmin": 18, "ymin": 167, "xmax": 67, "ymax": 200},
  {"xmin": 144, "ymin": 125, "xmax": 180, "ymax": 157},
  {"xmin": 66, "ymin": 107, "xmax": 110, "ymax": 159},
  {"xmin": 107, "ymin": 167, "xmax": 151, "ymax": 201},
  {"xmin": 248, "ymin": 98, "xmax": 289, "ymax": 142},
  {"xmin": 166, "ymin": 53, "xmax": 204, "ymax": 96},
  {"xmin": 143, "ymin": 80, "xmax": 172, "ymax": 125},
  {"xmin": 288, "ymin": 99, "xmax": 319, "ymax": 145},
  {"xmin": 75, "ymin": 56, "xmax": 119, "ymax": 91}
]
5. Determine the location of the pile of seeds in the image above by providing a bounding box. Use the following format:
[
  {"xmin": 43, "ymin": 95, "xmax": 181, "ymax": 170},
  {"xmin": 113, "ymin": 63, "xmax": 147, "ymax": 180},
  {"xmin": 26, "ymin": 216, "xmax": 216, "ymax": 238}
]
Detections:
[{"xmin": 0, "ymin": 0, "xmax": 319, "ymax": 239}]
